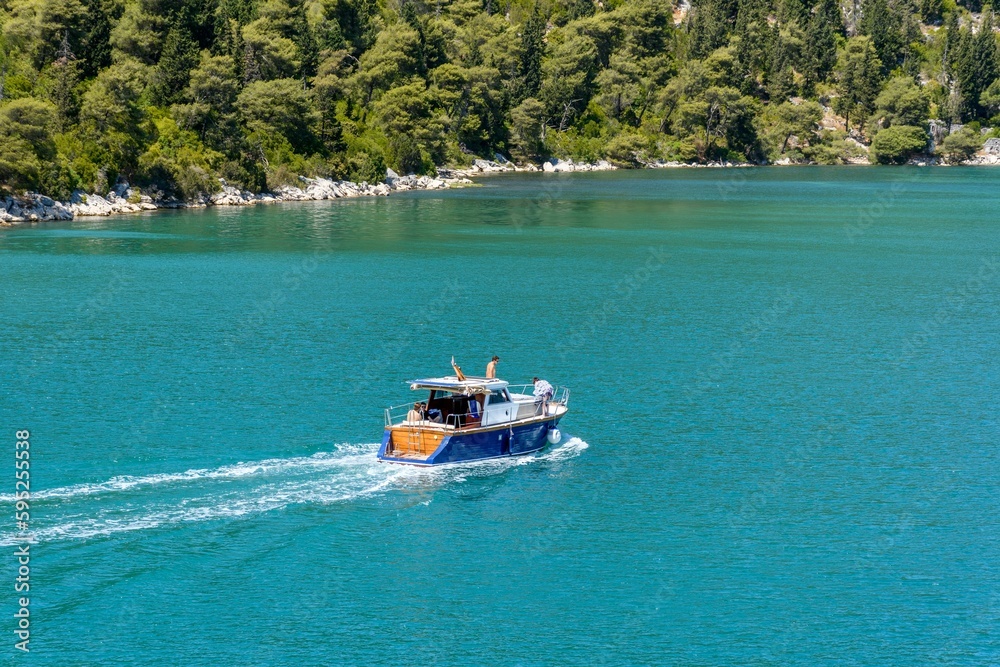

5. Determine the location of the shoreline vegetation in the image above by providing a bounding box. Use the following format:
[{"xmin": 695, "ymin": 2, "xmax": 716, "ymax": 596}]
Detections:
[
  {"xmin": 0, "ymin": 157, "xmax": 611, "ymax": 224},
  {"xmin": 3, "ymin": 153, "xmax": 1000, "ymax": 224},
  {"xmin": 5, "ymin": 0, "xmax": 1000, "ymax": 224}
]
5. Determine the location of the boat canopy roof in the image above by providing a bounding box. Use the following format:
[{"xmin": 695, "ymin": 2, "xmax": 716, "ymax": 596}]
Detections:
[{"xmin": 409, "ymin": 376, "xmax": 508, "ymax": 395}]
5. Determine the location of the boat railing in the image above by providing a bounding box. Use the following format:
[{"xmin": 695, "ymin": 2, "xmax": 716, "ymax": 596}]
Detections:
[
  {"xmin": 385, "ymin": 403, "xmax": 475, "ymax": 429},
  {"xmin": 385, "ymin": 403, "xmax": 418, "ymax": 428},
  {"xmin": 506, "ymin": 384, "xmax": 570, "ymax": 407},
  {"xmin": 385, "ymin": 385, "xmax": 569, "ymax": 429},
  {"xmin": 385, "ymin": 404, "xmax": 482, "ymax": 430}
]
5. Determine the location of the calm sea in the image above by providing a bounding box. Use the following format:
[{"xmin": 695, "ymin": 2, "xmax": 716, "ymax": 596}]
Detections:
[{"xmin": 2, "ymin": 167, "xmax": 999, "ymax": 665}]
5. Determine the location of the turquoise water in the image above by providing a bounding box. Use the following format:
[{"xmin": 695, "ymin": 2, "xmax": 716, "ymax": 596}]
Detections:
[{"xmin": 2, "ymin": 167, "xmax": 999, "ymax": 664}]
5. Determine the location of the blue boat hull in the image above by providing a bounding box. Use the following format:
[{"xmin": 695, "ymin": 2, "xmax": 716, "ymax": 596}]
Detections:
[{"xmin": 378, "ymin": 416, "xmax": 562, "ymax": 466}]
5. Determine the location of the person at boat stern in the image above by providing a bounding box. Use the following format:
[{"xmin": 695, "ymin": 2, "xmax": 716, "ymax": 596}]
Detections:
[
  {"xmin": 533, "ymin": 377, "xmax": 554, "ymax": 414},
  {"xmin": 486, "ymin": 355, "xmax": 500, "ymax": 378}
]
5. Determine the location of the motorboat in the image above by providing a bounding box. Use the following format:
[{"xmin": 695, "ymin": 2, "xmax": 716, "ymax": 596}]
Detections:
[{"xmin": 378, "ymin": 374, "xmax": 569, "ymax": 466}]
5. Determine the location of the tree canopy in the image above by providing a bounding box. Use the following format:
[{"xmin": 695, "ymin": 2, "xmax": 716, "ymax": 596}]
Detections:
[{"xmin": 1, "ymin": 0, "xmax": 1000, "ymax": 197}]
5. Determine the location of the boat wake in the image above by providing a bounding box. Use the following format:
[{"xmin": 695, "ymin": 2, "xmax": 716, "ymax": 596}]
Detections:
[{"xmin": 0, "ymin": 437, "xmax": 587, "ymax": 545}]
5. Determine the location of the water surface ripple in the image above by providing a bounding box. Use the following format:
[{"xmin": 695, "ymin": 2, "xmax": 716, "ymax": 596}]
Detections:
[{"xmin": 1, "ymin": 168, "xmax": 998, "ymax": 665}]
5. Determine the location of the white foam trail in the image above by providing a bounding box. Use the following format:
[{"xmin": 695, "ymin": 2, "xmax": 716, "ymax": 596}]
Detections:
[
  {"xmin": 0, "ymin": 443, "xmax": 378, "ymax": 502},
  {"xmin": 0, "ymin": 438, "xmax": 588, "ymax": 545}
]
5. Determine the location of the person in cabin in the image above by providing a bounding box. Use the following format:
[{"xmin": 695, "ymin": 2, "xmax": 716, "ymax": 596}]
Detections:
[
  {"xmin": 486, "ymin": 355, "xmax": 500, "ymax": 378},
  {"xmin": 426, "ymin": 404, "xmax": 443, "ymax": 423},
  {"xmin": 532, "ymin": 377, "xmax": 554, "ymax": 413},
  {"xmin": 406, "ymin": 402, "xmax": 422, "ymax": 423}
]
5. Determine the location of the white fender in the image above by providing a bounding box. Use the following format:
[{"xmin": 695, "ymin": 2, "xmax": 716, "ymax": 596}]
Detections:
[{"xmin": 546, "ymin": 428, "xmax": 561, "ymax": 445}]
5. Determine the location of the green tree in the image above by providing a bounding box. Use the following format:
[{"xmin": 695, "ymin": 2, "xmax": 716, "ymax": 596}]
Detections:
[
  {"xmin": 804, "ymin": 0, "xmax": 842, "ymax": 88},
  {"xmin": 432, "ymin": 63, "xmax": 507, "ymax": 155},
  {"xmin": 349, "ymin": 23, "xmax": 422, "ymax": 103},
  {"xmin": 688, "ymin": 0, "xmax": 732, "ymax": 59},
  {"xmin": 517, "ymin": 11, "xmax": 546, "ymax": 101},
  {"xmin": 980, "ymin": 77, "xmax": 1000, "ymax": 116},
  {"xmin": 313, "ymin": 49, "xmax": 351, "ymax": 151},
  {"xmin": 150, "ymin": 21, "xmax": 200, "ymax": 104},
  {"xmin": 732, "ymin": 0, "xmax": 774, "ymax": 95},
  {"xmin": 596, "ymin": 52, "xmax": 643, "ymax": 120},
  {"xmin": 0, "ymin": 97, "xmax": 57, "ymax": 191},
  {"xmin": 109, "ymin": 0, "xmax": 168, "ymax": 65},
  {"xmin": 868, "ymin": 76, "xmax": 930, "ymax": 132},
  {"xmin": 78, "ymin": 59, "xmax": 151, "ymax": 181},
  {"xmin": 373, "ymin": 80, "xmax": 446, "ymax": 172},
  {"xmin": 936, "ymin": 126, "xmax": 982, "ymax": 162},
  {"xmin": 510, "ymin": 96, "xmax": 547, "ymax": 157},
  {"xmin": 859, "ymin": 0, "xmax": 909, "ymax": 73},
  {"xmin": 139, "ymin": 114, "xmax": 223, "ymax": 197},
  {"xmin": 951, "ymin": 6, "xmax": 1000, "ymax": 117},
  {"xmin": 241, "ymin": 0, "xmax": 302, "ymax": 81},
  {"xmin": 566, "ymin": 0, "xmax": 596, "ymax": 21},
  {"xmin": 172, "ymin": 51, "xmax": 240, "ymax": 147},
  {"xmin": 920, "ymin": 0, "xmax": 944, "ymax": 23},
  {"xmin": 758, "ymin": 99, "xmax": 823, "ymax": 157},
  {"xmin": 79, "ymin": 0, "xmax": 114, "ymax": 77},
  {"xmin": 44, "ymin": 40, "xmax": 83, "ymax": 130},
  {"xmin": 327, "ymin": 0, "xmax": 379, "ymax": 55},
  {"xmin": 833, "ymin": 36, "xmax": 882, "ymax": 132},
  {"xmin": 870, "ymin": 124, "xmax": 927, "ymax": 163},
  {"xmin": 3, "ymin": 0, "xmax": 87, "ymax": 70},
  {"xmin": 237, "ymin": 77, "xmax": 320, "ymax": 156}
]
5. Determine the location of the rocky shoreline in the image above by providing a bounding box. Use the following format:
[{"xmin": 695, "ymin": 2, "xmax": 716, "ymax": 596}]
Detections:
[
  {"xmin": 2, "ymin": 153, "xmax": 997, "ymax": 225},
  {"xmin": 0, "ymin": 157, "xmax": 619, "ymax": 226}
]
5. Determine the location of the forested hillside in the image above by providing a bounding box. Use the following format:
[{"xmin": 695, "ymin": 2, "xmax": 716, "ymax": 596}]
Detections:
[{"xmin": 1, "ymin": 0, "xmax": 999, "ymax": 198}]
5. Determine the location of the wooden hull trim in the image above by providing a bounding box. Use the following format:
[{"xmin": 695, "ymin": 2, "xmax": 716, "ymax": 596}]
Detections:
[{"xmin": 378, "ymin": 412, "xmax": 565, "ymax": 466}]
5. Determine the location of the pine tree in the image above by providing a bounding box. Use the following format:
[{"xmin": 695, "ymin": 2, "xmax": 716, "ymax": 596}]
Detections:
[
  {"xmin": 292, "ymin": 0, "xmax": 319, "ymax": 78},
  {"xmin": 767, "ymin": 45, "xmax": 797, "ymax": 100},
  {"xmin": 518, "ymin": 10, "xmax": 546, "ymax": 102},
  {"xmin": 733, "ymin": 0, "xmax": 775, "ymax": 96},
  {"xmin": 951, "ymin": 7, "xmax": 1000, "ymax": 117},
  {"xmin": 153, "ymin": 21, "xmax": 200, "ymax": 104},
  {"xmin": 566, "ymin": 0, "xmax": 595, "ymax": 21},
  {"xmin": 51, "ymin": 34, "xmax": 81, "ymax": 130},
  {"xmin": 804, "ymin": 0, "xmax": 843, "ymax": 88},
  {"xmin": 80, "ymin": 0, "xmax": 113, "ymax": 78},
  {"xmin": 833, "ymin": 35, "xmax": 883, "ymax": 131},
  {"xmin": 860, "ymin": 0, "xmax": 905, "ymax": 73},
  {"xmin": 688, "ymin": 0, "xmax": 730, "ymax": 58}
]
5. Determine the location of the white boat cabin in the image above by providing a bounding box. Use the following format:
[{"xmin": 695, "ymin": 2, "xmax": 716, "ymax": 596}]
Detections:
[{"xmin": 389, "ymin": 376, "xmax": 554, "ymax": 429}]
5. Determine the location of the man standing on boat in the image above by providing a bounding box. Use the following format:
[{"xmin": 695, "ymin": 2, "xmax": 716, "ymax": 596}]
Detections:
[
  {"xmin": 486, "ymin": 355, "xmax": 500, "ymax": 378},
  {"xmin": 533, "ymin": 377, "xmax": 554, "ymax": 414}
]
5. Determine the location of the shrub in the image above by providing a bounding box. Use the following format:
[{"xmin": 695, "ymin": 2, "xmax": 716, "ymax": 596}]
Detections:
[
  {"xmin": 936, "ymin": 127, "xmax": 982, "ymax": 163},
  {"xmin": 387, "ymin": 134, "xmax": 429, "ymax": 175},
  {"xmin": 869, "ymin": 125, "xmax": 927, "ymax": 164},
  {"xmin": 0, "ymin": 97, "xmax": 58, "ymax": 192},
  {"xmin": 137, "ymin": 115, "xmax": 222, "ymax": 198},
  {"xmin": 347, "ymin": 151, "xmax": 387, "ymax": 184},
  {"xmin": 604, "ymin": 132, "xmax": 651, "ymax": 166}
]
